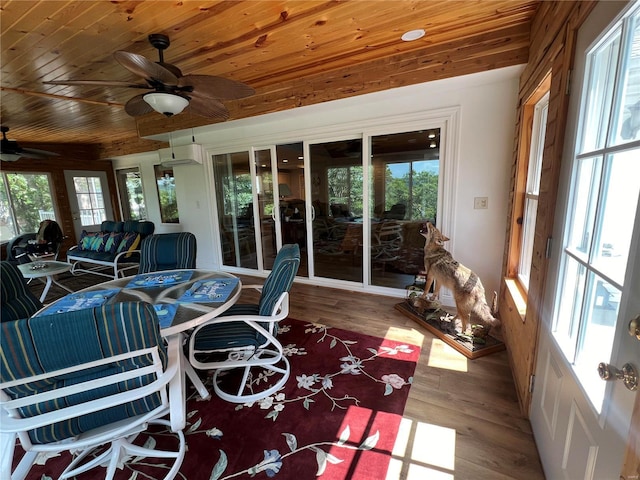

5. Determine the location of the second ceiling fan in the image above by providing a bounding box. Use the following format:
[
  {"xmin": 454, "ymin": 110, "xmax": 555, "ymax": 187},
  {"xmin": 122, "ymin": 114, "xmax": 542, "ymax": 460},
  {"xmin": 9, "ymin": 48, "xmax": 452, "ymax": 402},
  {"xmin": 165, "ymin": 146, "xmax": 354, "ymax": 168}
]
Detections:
[{"xmin": 45, "ymin": 34, "xmax": 255, "ymax": 121}]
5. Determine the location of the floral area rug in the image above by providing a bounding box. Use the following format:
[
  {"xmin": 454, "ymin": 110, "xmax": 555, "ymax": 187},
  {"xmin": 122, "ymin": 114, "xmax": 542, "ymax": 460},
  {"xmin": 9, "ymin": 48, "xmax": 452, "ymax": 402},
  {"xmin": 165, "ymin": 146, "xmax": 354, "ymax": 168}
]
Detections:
[{"xmin": 13, "ymin": 318, "xmax": 420, "ymax": 479}]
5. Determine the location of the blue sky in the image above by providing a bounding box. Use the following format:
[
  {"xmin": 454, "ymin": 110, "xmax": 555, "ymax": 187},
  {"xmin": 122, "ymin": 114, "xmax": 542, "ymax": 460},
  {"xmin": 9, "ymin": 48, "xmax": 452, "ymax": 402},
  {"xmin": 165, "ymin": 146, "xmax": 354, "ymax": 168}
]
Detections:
[{"xmin": 388, "ymin": 160, "xmax": 439, "ymax": 177}]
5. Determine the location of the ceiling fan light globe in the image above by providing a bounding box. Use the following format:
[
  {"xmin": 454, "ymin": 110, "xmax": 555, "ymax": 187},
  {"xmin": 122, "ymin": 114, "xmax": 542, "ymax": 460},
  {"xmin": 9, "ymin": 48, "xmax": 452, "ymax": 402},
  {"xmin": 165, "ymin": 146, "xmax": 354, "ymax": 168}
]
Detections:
[{"xmin": 143, "ymin": 92, "xmax": 189, "ymax": 116}]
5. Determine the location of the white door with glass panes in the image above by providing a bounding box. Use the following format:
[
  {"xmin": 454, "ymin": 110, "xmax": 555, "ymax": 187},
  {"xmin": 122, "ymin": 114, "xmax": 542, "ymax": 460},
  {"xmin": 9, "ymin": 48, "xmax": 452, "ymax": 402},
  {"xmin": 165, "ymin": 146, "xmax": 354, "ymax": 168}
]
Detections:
[
  {"xmin": 64, "ymin": 170, "xmax": 113, "ymax": 240},
  {"xmin": 530, "ymin": 2, "xmax": 640, "ymax": 479}
]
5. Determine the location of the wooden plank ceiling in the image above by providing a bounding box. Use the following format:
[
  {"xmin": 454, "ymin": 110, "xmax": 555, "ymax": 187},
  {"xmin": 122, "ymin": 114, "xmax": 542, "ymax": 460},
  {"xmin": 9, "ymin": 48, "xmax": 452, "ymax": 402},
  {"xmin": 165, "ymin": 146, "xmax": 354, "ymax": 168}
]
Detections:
[{"xmin": 0, "ymin": 0, "xmax": 540, "ymax": 158}]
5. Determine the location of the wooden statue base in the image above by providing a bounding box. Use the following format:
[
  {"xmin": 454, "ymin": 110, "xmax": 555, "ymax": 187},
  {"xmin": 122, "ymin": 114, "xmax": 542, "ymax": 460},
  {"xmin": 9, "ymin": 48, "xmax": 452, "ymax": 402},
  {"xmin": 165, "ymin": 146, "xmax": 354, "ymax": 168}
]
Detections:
[{"xmin": 395, "ymin": 300, "xmax": 505, "ymax": 360}]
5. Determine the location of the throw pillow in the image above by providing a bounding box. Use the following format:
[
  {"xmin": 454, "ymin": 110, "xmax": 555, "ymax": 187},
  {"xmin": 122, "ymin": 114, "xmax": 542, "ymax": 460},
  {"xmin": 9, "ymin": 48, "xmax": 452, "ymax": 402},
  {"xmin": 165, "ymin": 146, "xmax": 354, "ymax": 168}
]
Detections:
[
  {"xmin": 116, "ymin": 232, "xmax": 141, "ymax": 257},
  {"xmin": 79, "ymin": 231, "xmax": 107, "ymax": 251},
  {"xmin": 104, "ymin": 232, "xmax": 124, "ymax": 254}
]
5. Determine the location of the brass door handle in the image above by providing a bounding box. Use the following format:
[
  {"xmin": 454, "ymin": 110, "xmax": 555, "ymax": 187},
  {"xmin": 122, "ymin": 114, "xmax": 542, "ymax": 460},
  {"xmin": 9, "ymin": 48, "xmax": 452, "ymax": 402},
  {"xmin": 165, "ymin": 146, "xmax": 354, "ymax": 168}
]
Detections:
[
  {"xmin": 597, "ymin": 362, "xmax": 638, "ymax": 391},
  {"xmin": 629, "ymin": 315, "xmax": 640, "ymax": 340}
]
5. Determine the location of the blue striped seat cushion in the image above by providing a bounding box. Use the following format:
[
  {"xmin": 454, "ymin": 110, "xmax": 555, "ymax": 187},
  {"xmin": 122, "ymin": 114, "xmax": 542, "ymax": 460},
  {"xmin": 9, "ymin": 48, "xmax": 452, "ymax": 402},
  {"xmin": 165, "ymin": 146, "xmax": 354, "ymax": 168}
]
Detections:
[
  {"xmin": 192, "ymin": 304, "xmax": 272, "ymax": 350},
  {"xmin": 0, "ymin": 302, "xmax": 166, "ymax": 444}
]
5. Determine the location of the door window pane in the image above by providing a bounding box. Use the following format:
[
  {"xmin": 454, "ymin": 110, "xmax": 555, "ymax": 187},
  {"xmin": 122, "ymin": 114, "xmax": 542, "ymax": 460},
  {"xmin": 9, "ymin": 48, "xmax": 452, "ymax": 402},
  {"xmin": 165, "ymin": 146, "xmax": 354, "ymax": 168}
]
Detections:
[
  {"xmin": 566, "ymin": 156, "xmax": 601, "ymax": 259},
  {"xmin": 554, "ymin": 255, "xmax": 586, "ymax": 360},
  {"xmin": 573, "ymin": 274, "xmax": 620, "ymax": 409},
  {"xmin": 580, "ymin": 27, "xmax": 620, "ymax": 153},
  {"xmin": 154, "ymin": 166, "xmax": 179, "ymax": 224},
  {"xmin": 592, "ymin": 151, "xmax": 640, "ymax": 284},
  {"xmin": 613, "ymin": 13, "xmax": 640, "ymax": 144},
  {"xmin": 73, "ymin": 175, "xmax": 106, "ymax": 226}
]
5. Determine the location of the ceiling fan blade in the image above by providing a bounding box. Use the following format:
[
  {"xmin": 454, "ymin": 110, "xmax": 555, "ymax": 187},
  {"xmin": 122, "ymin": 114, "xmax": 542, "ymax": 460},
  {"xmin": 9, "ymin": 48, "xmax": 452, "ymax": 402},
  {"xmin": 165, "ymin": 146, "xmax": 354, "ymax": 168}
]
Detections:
[
  {"xmin": 0, "ymin": 148, "xmax": 59, "ymax": 161},
  {"xmin": 124, "ymin": 94, "xmax": 155, "ymax": 117},
  {"xmin": 186, "ymin": 97, "xmax": 230, "ymax": 120},
  {"xmin": 114, "ymin": 51, "xmax": 178, "ymax": 86},
  {"xmin": 19, "ymin": 148, "xmax": 60, "ymax": 159},
  {"xmin": 43, "ymin": 79, "xmax": 148, "ymax": 88},
  {"xmin": 179, "ymin": 75, "xmax": 255, "ymax": 100}
]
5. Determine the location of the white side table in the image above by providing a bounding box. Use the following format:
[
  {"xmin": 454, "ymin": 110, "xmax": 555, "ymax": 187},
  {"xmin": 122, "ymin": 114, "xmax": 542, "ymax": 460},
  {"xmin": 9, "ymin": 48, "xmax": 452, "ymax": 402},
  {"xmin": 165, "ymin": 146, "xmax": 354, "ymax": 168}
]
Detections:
[{"xmin": 18, "ymin": 261, "xmax": 73, "ymax": 302}]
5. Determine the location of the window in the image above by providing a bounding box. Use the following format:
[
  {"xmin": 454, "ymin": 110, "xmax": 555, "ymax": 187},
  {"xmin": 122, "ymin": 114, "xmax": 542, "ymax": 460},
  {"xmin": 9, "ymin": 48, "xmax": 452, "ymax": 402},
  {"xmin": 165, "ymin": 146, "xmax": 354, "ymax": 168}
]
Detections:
[
  {"xmin": 506, "ymin": 75, "xmax": 551, "ymax": 303},
  {"xmin": 553, "ymin": 4, "xmax": 640, "ymax": 410},
  {"xmin": 0, "ymin": 171, "xmax": 56, "ymax": 241},
  {"xmin": 116, "ymin": 168, "xmax": 146, "ymax": 220},
  {"xmin": 518, "ymin": 92, "xmax": 549, "ymax": 289},
  {"xmin": 154, "ymin": 165, "xmax": 180, "ymax": 223},
  {"xmin": 72, "ymin": 175, "xmax": 107, "ymax": 226}
]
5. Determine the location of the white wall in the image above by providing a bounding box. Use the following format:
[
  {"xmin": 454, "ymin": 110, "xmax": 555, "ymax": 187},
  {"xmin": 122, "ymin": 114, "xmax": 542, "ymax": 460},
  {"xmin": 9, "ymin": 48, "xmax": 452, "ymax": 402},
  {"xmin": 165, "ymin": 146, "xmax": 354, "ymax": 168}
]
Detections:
[{"xmin": 111, "ymin": 65, "xmax": 522, "ymax": 297}]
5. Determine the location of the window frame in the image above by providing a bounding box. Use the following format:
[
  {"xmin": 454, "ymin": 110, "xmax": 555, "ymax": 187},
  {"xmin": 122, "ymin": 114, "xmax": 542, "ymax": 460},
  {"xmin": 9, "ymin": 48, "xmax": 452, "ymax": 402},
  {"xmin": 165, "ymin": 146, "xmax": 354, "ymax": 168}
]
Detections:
[
  {"xmin": 506, "ymin": 73, "xmax": 552, "ymax": 306},
  {"xmin": 517, "ymin": 91, "xmax": 549, "ymax": 289}
]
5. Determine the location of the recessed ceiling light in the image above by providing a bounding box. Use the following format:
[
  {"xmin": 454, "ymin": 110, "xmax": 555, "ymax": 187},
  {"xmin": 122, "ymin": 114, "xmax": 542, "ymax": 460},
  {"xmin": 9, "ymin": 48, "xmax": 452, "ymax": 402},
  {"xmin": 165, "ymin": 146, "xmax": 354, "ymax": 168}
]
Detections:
[{"xmin": 401, "ymin": 29, "xmax": 425, "ymax": 42}]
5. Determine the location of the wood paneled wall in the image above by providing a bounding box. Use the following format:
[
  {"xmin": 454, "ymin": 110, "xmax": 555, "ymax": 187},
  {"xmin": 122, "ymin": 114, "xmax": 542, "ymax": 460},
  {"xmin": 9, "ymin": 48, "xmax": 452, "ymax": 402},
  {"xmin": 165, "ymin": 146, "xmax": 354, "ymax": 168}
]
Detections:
[
  {"xmin": 1, "ymin": 145, "xmax": 119, "ymax": 255},
  {"xmin": 499, "ymin": 1, "xmax": 596, "ymax": 415}
]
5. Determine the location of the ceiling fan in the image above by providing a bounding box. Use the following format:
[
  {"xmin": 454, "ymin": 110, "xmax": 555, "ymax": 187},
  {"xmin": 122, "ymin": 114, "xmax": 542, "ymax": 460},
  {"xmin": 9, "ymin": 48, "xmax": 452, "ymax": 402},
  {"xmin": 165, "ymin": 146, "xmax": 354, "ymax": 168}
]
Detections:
[
  {"xmin": 1, "ymin": 126, "xmax": 60, "ymax": 162},
  {"xmin": 44, "ymin": 34, "xmax": 255, "ymax": 121}
]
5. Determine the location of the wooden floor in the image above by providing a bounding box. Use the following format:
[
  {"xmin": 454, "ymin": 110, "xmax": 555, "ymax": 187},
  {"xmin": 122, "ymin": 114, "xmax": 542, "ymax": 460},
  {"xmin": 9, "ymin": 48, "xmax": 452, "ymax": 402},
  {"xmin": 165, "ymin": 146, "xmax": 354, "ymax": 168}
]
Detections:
[
  {"xmin": 276, "ymin": 277, "xmax": 546, "ymax": 480},
  {"xmin": 32, "ymin": 272, "xmax": 546, "ymax": 479}
]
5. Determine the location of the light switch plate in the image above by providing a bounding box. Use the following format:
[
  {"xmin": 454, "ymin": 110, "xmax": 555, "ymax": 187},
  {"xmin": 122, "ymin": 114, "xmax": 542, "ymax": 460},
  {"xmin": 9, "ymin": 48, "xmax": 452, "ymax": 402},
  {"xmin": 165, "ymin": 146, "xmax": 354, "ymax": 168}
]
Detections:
[{"xmin": 474, "ymin": 197, "xmax": 488, "ymax": 209}]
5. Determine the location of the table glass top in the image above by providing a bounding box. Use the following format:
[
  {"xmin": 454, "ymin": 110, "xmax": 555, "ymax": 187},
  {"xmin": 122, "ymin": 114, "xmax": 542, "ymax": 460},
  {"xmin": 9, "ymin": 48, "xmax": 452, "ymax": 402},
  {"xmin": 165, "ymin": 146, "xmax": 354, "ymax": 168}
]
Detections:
[{"xmin": 38, "ymin": 269, "xmax": 241, "ymax": 336}]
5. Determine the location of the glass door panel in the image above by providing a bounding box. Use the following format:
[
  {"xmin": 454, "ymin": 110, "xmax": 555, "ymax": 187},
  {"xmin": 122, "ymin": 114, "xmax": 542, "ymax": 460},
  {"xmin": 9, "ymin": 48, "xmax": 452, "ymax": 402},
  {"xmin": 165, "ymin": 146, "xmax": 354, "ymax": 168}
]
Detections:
[
  {"xmin": 213, "ymin": 151, "xmax": 257, "ymax": 269},
  {"xmin": 310, "ymin": 139, "xmax": 363, "ymax": 283},
  {"xmin": 255, "ymin": 148, "xmax": 277, "ymax": 271},
  {"xmin": 116, "ymin": 168, "xmax": 146, "ymax": 220},
  {"xmin": 369, "ymin": 129, "xmax": 440, "ymax": 288},
  {"xmin": 276, "ymin": 143, "xmax": 307, "ymax": 277}
]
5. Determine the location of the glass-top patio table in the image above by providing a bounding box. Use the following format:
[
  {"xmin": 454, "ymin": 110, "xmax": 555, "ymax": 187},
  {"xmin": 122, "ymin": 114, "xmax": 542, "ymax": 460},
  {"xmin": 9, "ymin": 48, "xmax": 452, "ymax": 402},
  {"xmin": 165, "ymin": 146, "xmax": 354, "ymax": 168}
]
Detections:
[{"xmin": 38, "ymin": 269, "xmax": 242, "ymax": 432}]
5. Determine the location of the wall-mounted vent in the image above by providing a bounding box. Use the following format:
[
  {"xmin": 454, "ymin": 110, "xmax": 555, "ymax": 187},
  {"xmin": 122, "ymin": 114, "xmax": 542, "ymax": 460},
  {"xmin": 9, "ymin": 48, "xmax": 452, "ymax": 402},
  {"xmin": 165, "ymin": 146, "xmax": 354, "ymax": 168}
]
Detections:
[{"xmin": 159, "ymin": 144, "xmax": 204, "ymax": 167}]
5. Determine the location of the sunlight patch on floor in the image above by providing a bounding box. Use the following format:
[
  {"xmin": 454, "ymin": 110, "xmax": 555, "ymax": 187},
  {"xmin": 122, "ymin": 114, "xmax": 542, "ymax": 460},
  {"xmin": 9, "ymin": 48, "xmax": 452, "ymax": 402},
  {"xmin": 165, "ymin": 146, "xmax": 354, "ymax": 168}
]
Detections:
[
  {"xmin": 386, "ymin": 417, "xmax": 456, "ymax": 479},
  {"xmin": 426, "ymin": 338, "xmax": 468, "ymax": 372},
  {"xmin": 384, "ymin": 326, "xmax": 425, "ymax": 345}
]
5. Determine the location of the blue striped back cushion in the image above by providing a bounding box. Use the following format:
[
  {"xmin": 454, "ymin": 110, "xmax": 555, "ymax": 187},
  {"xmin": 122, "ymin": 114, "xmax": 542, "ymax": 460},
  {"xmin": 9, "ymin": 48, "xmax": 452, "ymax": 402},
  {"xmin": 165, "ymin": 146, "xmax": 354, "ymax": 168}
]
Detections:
[
  {"xmin": 139, "ymin": 232, "xmax": 197, "ymax": 273},
  {"xmin": 0, "ymin": 261, "xmax": 42, "ymax": 323},
  {"xmin": 259, "ymin": 244, "xmax": 300, "ymax": 316},
  {"xmin": 193, "ymin": 245, "xmax": 299, "ymax": 351},
  {"xmin": 0, "ymin": 302, "xmax": 166, "ymax": 444}
]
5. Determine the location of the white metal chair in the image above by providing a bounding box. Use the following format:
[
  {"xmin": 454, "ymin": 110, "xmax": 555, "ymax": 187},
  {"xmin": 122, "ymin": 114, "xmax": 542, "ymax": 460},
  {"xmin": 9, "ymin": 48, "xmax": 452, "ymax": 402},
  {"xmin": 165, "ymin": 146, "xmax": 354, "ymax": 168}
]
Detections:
[
  {"xmin": 188, "ymin": 244, "xmax": 300, "ymax": 403},
  {"xmin": 0, "ymin": 302, "xmax": 185, "ymax": 480}
]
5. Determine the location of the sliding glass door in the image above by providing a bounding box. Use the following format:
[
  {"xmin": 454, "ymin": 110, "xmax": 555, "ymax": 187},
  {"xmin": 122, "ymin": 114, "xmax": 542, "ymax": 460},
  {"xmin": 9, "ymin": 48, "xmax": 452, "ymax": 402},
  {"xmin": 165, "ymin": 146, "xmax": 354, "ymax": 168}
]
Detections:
[
  {"xmin": 213, "ymin": 151, "xmax": 257, "ymax": 269},
  {"xmin": 369, "ymin": 129, "xmax": 440, "ymax": 288},
  {"xmin": 310, "ymin": 138, "xmax": 363, "ymax": 283},
  {"xmin": 276, "ymin": 143, "xmax": 307, "ymax": 277},
  {"xmin": 210, "ymin": 123, "xmax": 445, "ymax": 293}
]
